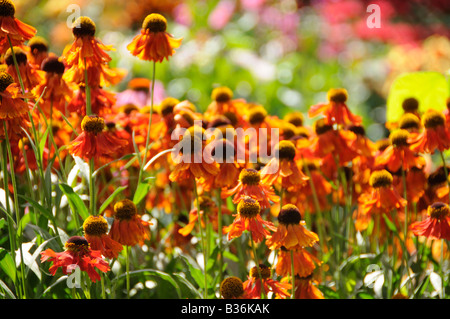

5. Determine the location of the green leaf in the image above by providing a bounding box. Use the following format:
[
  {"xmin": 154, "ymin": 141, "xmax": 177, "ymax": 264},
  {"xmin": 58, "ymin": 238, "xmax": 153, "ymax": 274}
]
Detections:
[
  {"xmin": 386, "ymin": 71, "xmax": 449, "ymax": 123},
  {"xmin": 173, "ymin": 273, "xmax": 203, "ymax": 299},
  {"xmin": 0, "ymin": 278, "xmax": 16, "ymax": 299},
  {"xmin": 99, "ymin": 186, "xmax": 127, "ymax": 214},
  {"xmin": 133, "ymin": 182, "xmax": 150, "ymax": 205},
  {"xmin": 59, "ymin": 183, "xmax": 89, "ymax": 220},
  {"xmin": 0, "ymin": 248, "xmax": 16, "ymax": 282},
  {"xmin": 382, "ymin": 214, "xmax": 398, "ymax": 233}
]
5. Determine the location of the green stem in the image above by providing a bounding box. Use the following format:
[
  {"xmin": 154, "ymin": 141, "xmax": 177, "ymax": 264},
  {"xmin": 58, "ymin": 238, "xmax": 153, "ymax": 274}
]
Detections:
[
  {"xmin": 194, "ymin": 179, "xmax": 208, "ymax": 299},
  {"xmin": 250, "ymin": 233, "xmax": 266, "ymax": 299},
  {"xmin": 216, "ymin": 188, "xmax": 224, "ymax": 287},
  {"xmin": 138, "ymin": 61, "xmax": 156, "ymax": 186},
  {"xmin": 125, "ymin": 245, "xmax": 130, "ymax": 298}
]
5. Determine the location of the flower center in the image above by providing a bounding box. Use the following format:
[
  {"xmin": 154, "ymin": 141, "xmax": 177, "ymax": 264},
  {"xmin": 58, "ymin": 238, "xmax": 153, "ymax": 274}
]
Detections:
[
  {"xmin": 5, "ymin": 47, "xmax": 27, "ymax": 66},
  {"xmin": 64, "ymin": 236, "xmax": 90, "ymax": 253},
  {"xmin": 119, "ymin": 103, "xmax": 139, "ymax": 115},
  {"xmin": 83, "ymin": 215, "xmax": 109, "ymax": 237},
  {"xmin": 278, "ymin": 204, "xmax": 302, "ymax": 225},
  {"xmin": 398, "ymin": 113, "xmax": 420, "ymax": 131},
  {"xmin": 0, "ymin": 0, "xmax": 15, "ymax": 17},
  {"xmin": 375, "ymin": 138, "xmax": 390, "ymax": 152},
  {"xmin": 277, "ymin": 140, "xmax": 296, "ymax": 161},
  {"xmin": 142, "ymin": 13, "xmax": 167, "ymax": 32},
  {"xmin": 128, "ymin": 78, "xmax": 150, "ymax": 91},
  {"xmin": 422, "ymin": 109, "xmax": 445, "ymax": 129},
  {"xmin": 0, "ymin": 72, "xmax": 13, "ymax": 92},
  {"xmin": 284, "ymin": 111, "xmax": 304, "ymax": 127},
  {"xmin": 314, "ymin": 118, "xmax": 333, "ymax": 135},
  {"xmin": 237, "ymin": 196, "xmax": 260, "ymax": 218},
  {"xmin": 327, "ymin": 88, "xmax": 348, "ymax": 103},
  {"xmin": 41, "ymin": 56, "xmax": 65, "ymax": 74},
  {"xmin": 248, "ymin": 106, "xmax": 267, "ymax": 125},
  {"xmin": 428, "ymin": 202, "xmax": 450, "ymax": 219},
  {"xmin": 281, "ymin": 123, "xmax": 296, "ymax": 140},
  {"xmin": 81, "ymin": 115, "xmax": 105, "ymax": 134},
  {"xmin": 211, "ymin": 86, "xmax": 233, "ymax": 103},
  {"xmin": 28, "ymin": 36, "xmax": 49, "ymax": 54},
  {"xmin": 114, "ymin": 199, "xmax": 137, "ymax": 220},
  {"xmin": 159, "ymin": 97, "xmax": 179, "ymax": 116},
  {"xmin": 389, "ymin": 129, "xmax": 409, "ymax": 147},
  {"xmin": 220, "ymin": 276, "xmax": 244, "ymax": 299},
  {"xmin": 239, "ymin": 168, "xmax": 260, "ymax": 186},
  {"xmin": 249, "ymin": 264, "xmax": 271, "ymax": 280},
  {"xmin": 402, "ymin": 97, "xmax": 419, "ymax": 113},
  {"xmin": 72, "ymin": 16, "xmax": 96, "ymax": 37},
  {"xmin": 427, "ymin": 166, "xmax": 449, "ymax": 187},
  {"xmin": 348, "ymin": 125, "xmax": 366, "ymax": 136},
  {"xmin": 369, "ymin": 170, "xmax": 393, "ymax": 188},
  {"xmin": 194, "ymin": 195, "xmax": 214, "ymax": 211},
  {"xmin": 223, "ymin": 111, "xmax": 238, "ymax": 126}
]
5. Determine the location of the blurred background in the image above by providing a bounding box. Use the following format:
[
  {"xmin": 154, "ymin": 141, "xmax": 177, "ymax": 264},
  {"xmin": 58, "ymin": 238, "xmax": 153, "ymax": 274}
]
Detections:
[{"xmin": 14, "ymin": 0, "xmax": 450, "ymax": 141}]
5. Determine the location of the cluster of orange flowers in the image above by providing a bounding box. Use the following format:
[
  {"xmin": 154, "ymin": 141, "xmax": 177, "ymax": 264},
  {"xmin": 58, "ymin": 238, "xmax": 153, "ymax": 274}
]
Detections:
[{"xmin": 1, "ymin": 0, "xmax": 449, "ymax": 299}]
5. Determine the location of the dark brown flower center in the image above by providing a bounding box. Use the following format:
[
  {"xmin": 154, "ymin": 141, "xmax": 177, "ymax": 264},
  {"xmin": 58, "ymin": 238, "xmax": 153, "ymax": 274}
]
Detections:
[
  {"xmin": 422, "ymin": 109, "xmax": 445, "ymax": 129},
  {"xmin": 278, "ymin": 204, "xmax": 302, "ymax": 225},
  {"xmin": 0, "ymin": 0, "xmax": 15, "ymax": 17},
  {"xmin": 327, "ymin": 88, "xmax": 348, "ymax": 103},
  {"xmin": 142, "ymin": 13, "xmax": 167, "ymax": 32},
  {"xmin": 428, "ymin": 202, "xmax": 450, "ymax": 219},
  {"xmin": 239, "ymin": 168, "xmax": 260, "ymax": 186},
  {"xmin": 277, "ymin": 140, "xmax": 296, "ymax": 161},
  {"xmin": 211, "ymin": 86, "xmax": 233, "ymax": 103},
  {"xmin": 237, "ymin": 196, "xmax": 260, "ymax": 218},
  {"xmin": 81, "ymin": 115, "xmax": 105, "ymax": 134},
  {"xmin": 5, "ymin": 47, "xmax": 27, "ymax": 66},
  {"xmin": 389, "ymin": 129, "xmax": 409, "ymax": 147},
  {"xmin": 83, "ymin": 216, "xmax": 109, "ymax": 236},
  {"xmin": 369, "ymin": 170, "xmax": 393, "ymax": 188},
  {"xmin": 249, "ymin": 264, "xmax": 271, "ymax": 279},
  {"xmin": 72, "ymin": 17, "xmax": 96, "ymax": 37},
  {"xmin": 41, "ymin": 56, "xmax": 65, "ymax": 74},
  {"xmin": 402, "ymin": 97, "xmax": 419, "ymax": 113},
  {"xmin": 220, "ymin": 276, "xmax": 244, "ymax": 299},
  {"xmin": 64, "ymin": 236, "xmax": 90, "ymax": 253},
  {"xmin": 0, "ymin": 72, "xmax": 13, "ymax": 92},
  {"xmin": 114, "ymin": 199, "xmax": 137, "ymax": 220}
]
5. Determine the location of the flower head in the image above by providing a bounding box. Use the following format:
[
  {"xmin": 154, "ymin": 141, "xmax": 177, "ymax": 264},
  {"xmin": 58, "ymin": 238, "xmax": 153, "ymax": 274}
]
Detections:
[
  {"xmin": 127, "ymin": 13, "xmax": 182, "ymax": 63},
  {"xmin": 266, "ymin": 204, "xmax": 319, "ymax": 250},
  {"xmin": 410, "ymin": 202, "xmax": 450, "ymax": 240},
  {"xmin": 222, "ymin": 196, "xmax": 276, "ymax": 243},
  {"xmin": 220, "ymin": 276, "xmax": 245, "ymax": 299},
  {"xmin": 40, "ymin": 236, "xmax": 110, "ymax": 283},
  {"xmin": 243, "ymin": 264, "xmax": 291, "ymax": 299},
  {"xmin": 83, "ymin": 215, "xmax": 123, "ymax": 259},
  {"xmin": 409, "ymin": 109, "xmax": 450, "ymax": 154}
]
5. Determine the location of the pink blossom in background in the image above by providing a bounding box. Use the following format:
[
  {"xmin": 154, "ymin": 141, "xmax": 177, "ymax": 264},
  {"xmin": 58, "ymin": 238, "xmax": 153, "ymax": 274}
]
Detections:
[
  {"xmin": 173, "ymin": 3, "xmax": 192, "ymax": 26},
  {"xmin": 115, "ymin": 80, "xmax": 166, "ymax": 109},
  {"xmin": 208, "ymin": 0, "xmax": 236, "ymax": 30},
  {"xmin": 240, "ymin": 0, "xmax": 266, "ymax": 11}
]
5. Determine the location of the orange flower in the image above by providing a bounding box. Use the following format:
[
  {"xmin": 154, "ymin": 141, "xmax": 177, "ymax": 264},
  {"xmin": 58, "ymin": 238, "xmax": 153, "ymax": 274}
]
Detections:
[
  {"xmin": 243, "ymin": 264, "xmax": 291, "ymax": 299},
  {"xmin": 33, "ymin": 56, "xmax": 74, "ymax": 117},
  {"xmin": 222, "ymin": 168, "xmax": 279, "ymax": 209},
  {"xmin": 67, "ymin": 115, "xmax": 128, "ymax": 163},
  {"xmin": 409, "ymin": 109, "xmax": 450, "ymax": 154},
  {"xmin": 40, "ymin": 236, "xmax": 110, "ymax": 283},
  {"xmin": 109, "ymin": 199, "xmax": 152, "ymax": 246},
  {"xmin": 308, "ymin": 119, "xmax": 359, "ymax": 166},
  {"xmin": 62, "ymin": 16, "xmax": 125, "ymax": 87},
  {"xmin": 4, "ymin": 46, "xmax": 44, "ymax": 92},
  {"xmin": 83, "ymin": 215, "xmax": 123, "ymax": 259},
  {"xmin": 223, "ymin": 196, "xmax": 276, "ymax": 243},
  {"xmin": 127, "ymin": 13, "xmax": 182, "ymax": 62},
  {"xmin": 67, "ymin": 86, "xmax": 116, "ymax": 116},
  {"xmin": 354, "ymin": 170, "xmax": 407, "ymax": 232},
  {"xmin": 169, "ymin": 125, "xmax": 220, "ymax": 191},
  {"xmin": 275, "ymin": 246, "xmax": 321, "ymax": 278},
  {"xmin": 26, "ymin": 36, "xmax": 49, "ymax": 68},
  {"xmin": 178, "ymin": 195, "xmax": 230, "ymax": 236},
  {"xmin": 375, "ymin": 129, "xmax": 425, "ymax": 172},
  {"xmin": 0, "ymin": 71, "xmax": 33, "ymax": 119},
  {"xmin": 260, "ymin": 140, "xmax": 309, "ymax": 192},
  {"xmin": 308, "ymin": 88, "xmax": 361, "ymax": 126},
  {"xmin": 290, "ymin": 275, "xmax": 325, "ymax": 299},
  {"xmin": 266, "ymin": 204, "xmax": 319, "ymax": 250},
  {"xmin": 204, "ymin": 86, "xmax": 246, "ymax": 124},
  {"xmin": 0, "ymin": 0, "xmax": 36, "ymax": 53},
  {"xmin": 410, "ymin": 202, "xmax": 450, "ymax": 240}
]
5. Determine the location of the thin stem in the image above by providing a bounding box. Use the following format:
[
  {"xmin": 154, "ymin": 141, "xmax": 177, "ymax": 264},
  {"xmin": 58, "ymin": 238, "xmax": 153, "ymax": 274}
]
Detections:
[
  {"xmin": 125, "ymin": 245, "xmax": 130, "ymax": 298},
  {"xmin": 290, "ymin": 250, "xmax": 296, "ymax": 299},
  {"xmin": 250, "ymin": 233, "xmax": 266, "ymax": 299},
  {"xmin": 138, "ymin": 61, "xmax": 156, "ymax": 186},
  {"xmin": 439, "ymin": 150, "xmax": 450, "ymax": 203},
  {"xmin": 216, "ymin": 188, "xmax": 224, "ymax": 287},
  {"xmin": 193, "ymin": 179, "xmax": 208, "ymax": 299}
]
